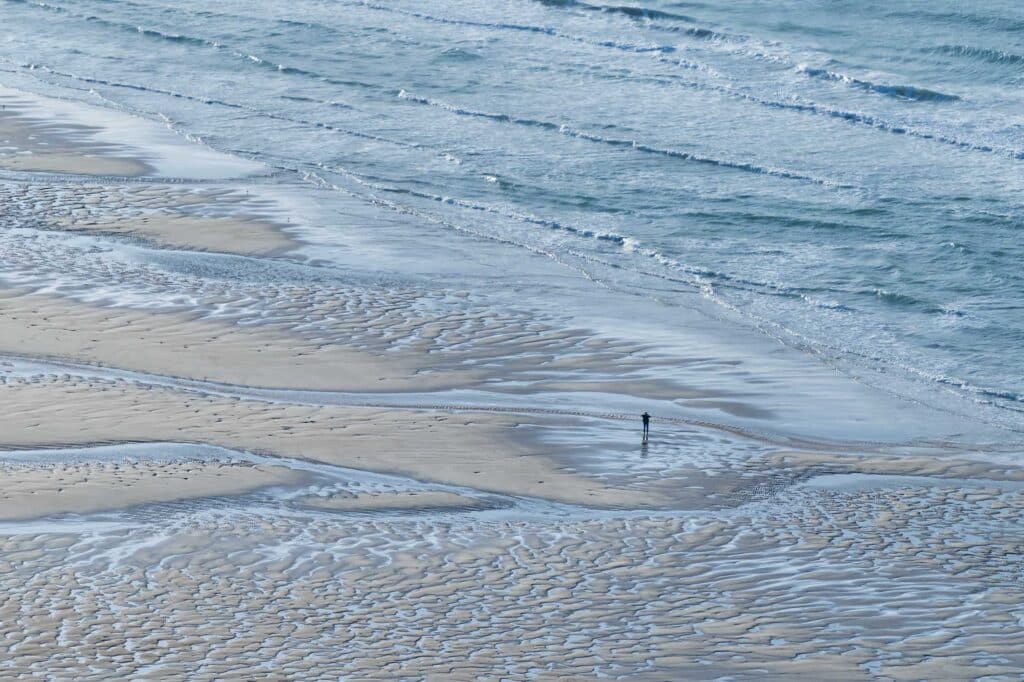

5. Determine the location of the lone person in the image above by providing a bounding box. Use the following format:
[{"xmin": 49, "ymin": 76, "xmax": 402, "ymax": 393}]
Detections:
[{"xmin": 642, "ymin": 411, "xmax": 651, "ymax": 441}]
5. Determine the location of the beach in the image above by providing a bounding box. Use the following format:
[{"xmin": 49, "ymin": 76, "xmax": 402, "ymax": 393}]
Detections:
[{"xmin": 0, "ymin": 2, "xmax": 1023, "ymax": 677}]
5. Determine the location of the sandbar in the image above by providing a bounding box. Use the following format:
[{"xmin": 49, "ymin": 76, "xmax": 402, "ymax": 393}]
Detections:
[
  {"xmin": 59, "ymin": 214, "xmax": 296, "ymax": 257},
  {"xmin": 0, "ymin": 459, "xmax": 305, "ymax": 520},
  {"xmin": 0, "ymin": 375, "xmax": 646, "ymax": 507}
]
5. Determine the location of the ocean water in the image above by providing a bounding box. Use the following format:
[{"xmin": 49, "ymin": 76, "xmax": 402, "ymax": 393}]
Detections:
[{"xmin": 1, "ymin": 0, "xmax": 1022, "ymax": 443}]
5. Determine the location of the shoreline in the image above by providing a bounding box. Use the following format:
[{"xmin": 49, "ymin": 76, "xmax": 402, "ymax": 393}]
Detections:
[
  {"xmin": 0, "ymin": 78, "xmax": 1018, "ymax": 512},
  {"xmin": 0, "ymin": 79, "xmax": 1020, "ymax": 678}
]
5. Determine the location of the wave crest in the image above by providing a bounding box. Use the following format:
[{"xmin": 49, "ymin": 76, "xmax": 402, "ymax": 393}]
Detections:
[
  {"xmin": 931, "ymin": 44, "xmax": 1024, "ymax": 66},
  {"xmin": 397, "ymin": 90, "xmax": 839, "ymax": 185},
  {"xmin": 797, "ymin": 65, "xmax": 960, "ymax": 102}
]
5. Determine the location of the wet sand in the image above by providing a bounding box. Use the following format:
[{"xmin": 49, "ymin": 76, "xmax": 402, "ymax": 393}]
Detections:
[
  {"xmin": 0, "ymin": 83, "xmax": 1021, "ymax": 680},
  {"xmin": 0, "ymin": 98, "xmax": 151, "ymax": 177},
  {"xmin": 0, "ymin": 474, "xmax": 1019, "ymax": 679}
]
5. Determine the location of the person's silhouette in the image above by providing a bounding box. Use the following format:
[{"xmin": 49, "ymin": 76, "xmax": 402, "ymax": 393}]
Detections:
[{"xmin": 641, "ymin": 412, "xmax": 650, "ymax": 441}]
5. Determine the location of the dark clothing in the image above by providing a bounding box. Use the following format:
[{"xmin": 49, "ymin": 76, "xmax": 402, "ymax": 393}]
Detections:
[{"xmin": 642, "ymin": 412, "xmax": 650, "ymax": 439}]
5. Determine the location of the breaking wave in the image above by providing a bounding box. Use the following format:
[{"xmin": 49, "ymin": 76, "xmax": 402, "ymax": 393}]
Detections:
[{"xmin": 797, "ymin": 65, "xmax": 960, "ymax": 102}]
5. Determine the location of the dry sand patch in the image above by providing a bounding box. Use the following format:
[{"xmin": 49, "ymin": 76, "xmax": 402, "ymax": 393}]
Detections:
[
  {"xmin": 0, "ymin": 459, "xmax": 305, "ymax": 520},
  {"xmin": 58, "ymin": 214, "xmax": 296, "ymax": 257},
  {"xmin": 0, "ymin": 376, "xmax": 644, "ymax": 507}
]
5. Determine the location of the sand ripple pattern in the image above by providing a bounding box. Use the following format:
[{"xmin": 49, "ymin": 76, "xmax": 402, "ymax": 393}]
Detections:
[
  {"xmin": 0, "ymin": 180, "xmax": 651, "ymax": 383},
  {"xmin": 0, "ymin": 479, "xmax": 1020, "ymax": 679}
]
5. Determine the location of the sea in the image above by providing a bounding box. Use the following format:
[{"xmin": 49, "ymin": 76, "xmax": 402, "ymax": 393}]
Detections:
[{"xmin": 1, "ymin": 0, "xmax": 1022, "ymax": 449}]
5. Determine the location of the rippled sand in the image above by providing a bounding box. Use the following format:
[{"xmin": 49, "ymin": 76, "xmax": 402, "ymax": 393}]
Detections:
[
  {"xmin": 1, "ymin": 473, "xmax": 1021, "ymax": 679},
  {"xmin": 0, "ymin": 85, "xmax": 1022, "ymax": 680}
]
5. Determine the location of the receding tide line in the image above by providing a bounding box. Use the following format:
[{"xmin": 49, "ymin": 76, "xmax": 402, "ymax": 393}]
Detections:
[{"xmin": 1, "ymin": 354, "xmax": 974, "ymax": 454}]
